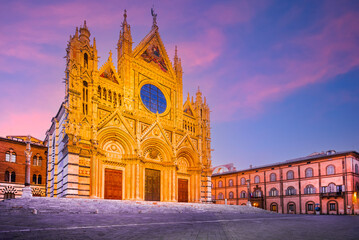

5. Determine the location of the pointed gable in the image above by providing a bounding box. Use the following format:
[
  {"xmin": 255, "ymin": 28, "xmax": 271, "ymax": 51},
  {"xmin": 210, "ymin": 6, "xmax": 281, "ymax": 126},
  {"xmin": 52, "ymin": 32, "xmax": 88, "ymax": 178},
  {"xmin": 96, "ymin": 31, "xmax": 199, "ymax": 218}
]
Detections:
[
  {"xmin": 183, "ymin": 95, "xmax": 196, "ymax": 117},
  {"xmin": 133, "ymin": 27, "xmax": 175, "ymax": 78},
  {"xmin": 99, "ymin": 52, "xmax": 119, "ymax": 84}
]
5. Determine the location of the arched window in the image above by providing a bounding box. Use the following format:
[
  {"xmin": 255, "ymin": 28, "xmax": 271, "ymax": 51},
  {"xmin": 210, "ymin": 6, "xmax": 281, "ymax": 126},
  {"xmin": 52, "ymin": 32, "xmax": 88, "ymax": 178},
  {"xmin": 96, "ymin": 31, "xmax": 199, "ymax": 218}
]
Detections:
[
  {"xmin": 240, "ymin": 190, "xmax": 246, "ymax": 198},
  {"xmin": 113, "ymin": 92, "xmax": 117, "ymax": 107},
  {"xmin": 328, "ymin": 183, "xmax": 336, "ymax": 193},
  {"xmin": 229, "ymin": 191, "xmax": 234, "ymax": 199},
  {"xmin": 287, "ymin": 170, "xmax": 294, "ymax": 180},
  {"xmin": 218, "ymin": 181, "xmax": 223, "ymax": 188},
  {"xmin": 11, "ymin": 152, "xmax": 16, "ymax": 163},
  {"xmin": 228, "ymin": 179, "xmax": 234, "ymax": 187},
  {"xmin": 38, "ymin": 175, "xmax": 42, "ymax": 184},
  {"xmin": 304, "ymin": 185, "xmax": 316, "ymax": 194},
  {"xmin": 253, "ymin": 189, "xmax": 262, "ymax": 197},
  {"xmin": 103, "ymin": 88, "xmax": 107, "ymax": 100},
  {"xmin": 286, "ymin": 186, "xmax": 296, "ymax": 195},
  {"xmin": 5, "ymin": 151, "xmax": 10, "ymax": 162},
  {"xmin": 305, "ymin": 168, "xmax": 313, "ymax": 178},
  {"xmin": 218, "ymin": 193, "xmax": 224, "ymax": 200},
  {"xmin": 82, "ymin": 81, "xmax": 88, "ymax": 115},
  {"xmin": 98, "ymin": 86, "xmax": 102, "ymax": 98},
  {"xmin": 84, "ymin": 53, "xmax": 88, "ymax": 68},
  {"xmin": 33, "ymin": 156, "xmax": 37, "ymax": 166},
  {"xmin": 10, "ymin": 172, "xmax": 16, "ymax": 182},
  {"xmin": 355, "ymin": 164, "xmax": 358, "ymax": 174},
  {"xmin": 241, "ymin": 177, "xmax": 246, "ymax": 185},
  {"xmin": 119, "ymin": 94, "xmax": 122, "ymax": 106},
  {"xmin": 33, "ymin": 174, "xmax": 37, "ymax": 184},
  {"xmin": 270, "ymin": 203, "xmax": 278, "ymax": 212},
  {"xmin": 326, "ymin": 165, "xmax": 335, "ymax": 175},
  {"xmin": 254, "ymin": 175, "xmax": 260, "ymax": 184},
  {"xmin": 5, "ymin": 171, "xmax": 10, "ymax": 182},
  {"xmin": 38, "ymin": 156, "xmax": 42, "ymax": 167},
  {"xmin": 269, "ymin": 188, "xmax": 278, "ymax": 197},
  {"xmin": 108, "ymin": 90, "xmax": 112, "ymax": 102},
  {"xmin": 270, "ymin": 173, "xmax": 276, "ymax": 182}
]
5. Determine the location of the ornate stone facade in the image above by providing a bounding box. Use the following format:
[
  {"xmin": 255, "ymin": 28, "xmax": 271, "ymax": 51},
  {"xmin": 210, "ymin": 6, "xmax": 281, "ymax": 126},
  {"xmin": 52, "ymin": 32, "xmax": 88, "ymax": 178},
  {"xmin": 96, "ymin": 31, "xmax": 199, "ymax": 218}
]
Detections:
[{"xmin": 46, "ymin": 11, "xmax": 212, "ymax": 202}]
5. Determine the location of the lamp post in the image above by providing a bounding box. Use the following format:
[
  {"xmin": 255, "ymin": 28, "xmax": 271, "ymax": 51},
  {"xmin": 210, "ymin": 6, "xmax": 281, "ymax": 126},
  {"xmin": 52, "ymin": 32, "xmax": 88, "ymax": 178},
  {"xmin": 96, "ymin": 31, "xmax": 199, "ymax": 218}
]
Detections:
[
  {"xmin": 22, "ymin": 136, "xmax": 32, "ymax": 198},
  {"xmin": 246, "ymin": 179, "xmax": 251, "ymax": 206}
]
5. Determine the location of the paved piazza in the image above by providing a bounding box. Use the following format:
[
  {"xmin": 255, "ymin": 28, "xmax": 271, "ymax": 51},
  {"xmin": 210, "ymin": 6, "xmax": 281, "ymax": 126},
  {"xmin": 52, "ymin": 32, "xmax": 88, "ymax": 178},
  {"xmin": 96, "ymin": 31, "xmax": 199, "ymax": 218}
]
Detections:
[{"xmin": 0, "ymin": 198, "xmax": 358, "ymax": 239}]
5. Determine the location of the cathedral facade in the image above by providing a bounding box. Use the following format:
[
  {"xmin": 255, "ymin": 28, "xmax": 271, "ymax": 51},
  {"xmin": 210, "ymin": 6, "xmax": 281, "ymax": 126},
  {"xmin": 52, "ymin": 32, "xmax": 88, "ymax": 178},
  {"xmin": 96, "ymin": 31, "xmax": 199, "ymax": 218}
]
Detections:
[{"xmin": 46, "ymin": 11, "xmax": 212, "ymax": 202}]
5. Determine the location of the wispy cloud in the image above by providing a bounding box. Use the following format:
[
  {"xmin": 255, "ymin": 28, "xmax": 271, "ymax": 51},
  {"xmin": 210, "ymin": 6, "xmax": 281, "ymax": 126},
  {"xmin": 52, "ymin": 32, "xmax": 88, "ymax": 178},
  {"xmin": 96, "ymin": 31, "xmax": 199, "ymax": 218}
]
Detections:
[{"xmin": 209, "ymin": 9, "xmax": 359, "ymax": 121}]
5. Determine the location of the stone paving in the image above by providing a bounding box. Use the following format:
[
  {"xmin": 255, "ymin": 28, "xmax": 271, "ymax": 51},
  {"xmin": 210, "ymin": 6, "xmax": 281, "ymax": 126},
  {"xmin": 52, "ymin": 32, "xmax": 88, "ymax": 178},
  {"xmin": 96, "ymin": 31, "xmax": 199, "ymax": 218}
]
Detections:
[{"xmin": 0, "ymin": 198, "xmax": 358, "ymax": 240}]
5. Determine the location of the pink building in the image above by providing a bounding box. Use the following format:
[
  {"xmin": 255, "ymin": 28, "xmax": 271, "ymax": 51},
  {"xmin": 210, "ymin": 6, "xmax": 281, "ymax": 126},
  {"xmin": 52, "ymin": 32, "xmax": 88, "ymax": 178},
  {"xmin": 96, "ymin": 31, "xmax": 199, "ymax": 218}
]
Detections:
[{"xmin": 212, "ymin": 150, "xmax": 359, "ymax": 215}]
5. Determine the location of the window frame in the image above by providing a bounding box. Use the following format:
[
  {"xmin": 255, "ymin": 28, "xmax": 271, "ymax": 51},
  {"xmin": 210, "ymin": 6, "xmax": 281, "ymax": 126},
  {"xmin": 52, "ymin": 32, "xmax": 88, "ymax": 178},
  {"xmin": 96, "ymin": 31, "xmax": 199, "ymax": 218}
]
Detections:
[
  {"xmin": 326, "ymin": 165, "xmax": 335, "ymax": 175},
  {"xmin": 305, "ymin": 168, "xmax": 313, "ymax": 178},
  {"xmin": 254, "ymin": 175, "xmax": 260, "ymax": 184},
  {"xmin": 270, "ymin": 173, "xmax": 276, "ymax": 182},
  {"xmin": 287, "ymin": 170, "xmax": 294, "ymax": 180}
]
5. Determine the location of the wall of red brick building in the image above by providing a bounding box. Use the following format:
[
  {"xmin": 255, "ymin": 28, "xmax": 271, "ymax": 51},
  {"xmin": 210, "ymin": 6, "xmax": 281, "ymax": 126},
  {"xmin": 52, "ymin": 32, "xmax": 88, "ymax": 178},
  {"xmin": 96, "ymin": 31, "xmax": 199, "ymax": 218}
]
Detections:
[
  {"xmin": 0, "ymin": 137, "xmax": 47, "ymax": 198},
  {"xmin": 212, "ymin": 151, "xmax": 359, "ymax": 215}
]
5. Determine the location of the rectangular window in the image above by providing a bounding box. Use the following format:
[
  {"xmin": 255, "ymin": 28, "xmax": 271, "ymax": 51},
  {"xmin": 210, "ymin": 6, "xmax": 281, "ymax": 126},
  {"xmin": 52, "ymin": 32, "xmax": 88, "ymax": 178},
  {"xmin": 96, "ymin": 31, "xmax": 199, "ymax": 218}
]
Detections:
[
  {"xmin": 308, "ymin": 204, "xmax": 313, "ymax": 211},
  {"xmin": 330, "ymin": 203, "xmax": 336, "ymax": 211}
]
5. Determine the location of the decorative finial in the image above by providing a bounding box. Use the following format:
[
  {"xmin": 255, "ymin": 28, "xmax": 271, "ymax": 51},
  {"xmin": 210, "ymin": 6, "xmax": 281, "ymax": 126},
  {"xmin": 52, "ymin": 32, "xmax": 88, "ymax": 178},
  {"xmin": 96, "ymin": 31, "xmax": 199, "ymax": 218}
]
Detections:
[
  {"xmin": 84, "ymin": 20, "xmax": 87, "ymax": 29},
  {"xmin": 124, "ymin": 9, "xmax": 127, "ymax": 22},
  {"xmin": 151, "ymin": 6, "xmax": 157, "ymax": 28},
  {"xmin": 109, "ymin": 50, "xmax": 112, "ymax": 61}
]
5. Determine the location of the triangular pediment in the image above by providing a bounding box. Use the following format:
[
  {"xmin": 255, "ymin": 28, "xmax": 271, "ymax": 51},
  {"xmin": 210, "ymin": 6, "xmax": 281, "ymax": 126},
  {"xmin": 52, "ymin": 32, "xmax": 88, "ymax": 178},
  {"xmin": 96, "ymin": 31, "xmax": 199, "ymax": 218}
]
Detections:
[
  {"xmin": 140, "ymin": 120, "xmax": 171, "ymax": 145},
  {"xmin": 99, "ymin": 53, "xmax": 119, "ymax": 84},
  {"xmin": 176, "ymin": 133, "xmax": 197, "ymax": 152},
  {"xmin": 97, "ymin": 110, "xmax": 134, "ymax": 137},
  {"xmin": 133, "ymin": 28, "xmax": 175, "ymax": 78}
]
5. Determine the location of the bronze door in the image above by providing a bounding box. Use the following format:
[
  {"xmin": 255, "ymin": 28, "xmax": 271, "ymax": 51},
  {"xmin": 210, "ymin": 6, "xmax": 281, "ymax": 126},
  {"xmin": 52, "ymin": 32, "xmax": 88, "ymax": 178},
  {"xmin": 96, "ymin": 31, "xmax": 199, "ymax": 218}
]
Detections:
[
  {"xmin": 104, "ymin": 169, "xmax": 122, "ymax": 200},
  {"xmin": 178, "ymin": 179, "xmax": 188, "ymax": 202},
  {"xmin": 145, "ymin": 169, "xmax": 160, "ymax": 201}
]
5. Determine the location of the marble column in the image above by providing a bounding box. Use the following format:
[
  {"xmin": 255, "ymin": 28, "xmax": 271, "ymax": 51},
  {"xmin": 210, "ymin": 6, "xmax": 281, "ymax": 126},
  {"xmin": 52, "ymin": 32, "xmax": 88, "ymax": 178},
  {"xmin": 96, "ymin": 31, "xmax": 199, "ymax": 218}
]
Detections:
[{"xmin": 22, "ymin": 136, "xmax": 32, "ymax": 198}]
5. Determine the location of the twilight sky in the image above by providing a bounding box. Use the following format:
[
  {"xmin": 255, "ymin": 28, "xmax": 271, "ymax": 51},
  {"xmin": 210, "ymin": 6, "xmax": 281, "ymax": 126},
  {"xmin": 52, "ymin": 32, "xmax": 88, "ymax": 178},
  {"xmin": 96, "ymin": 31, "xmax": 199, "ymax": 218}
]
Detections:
[{"xmin": 1, "ymin": 0, "xmax": 359, "ymax": 169}]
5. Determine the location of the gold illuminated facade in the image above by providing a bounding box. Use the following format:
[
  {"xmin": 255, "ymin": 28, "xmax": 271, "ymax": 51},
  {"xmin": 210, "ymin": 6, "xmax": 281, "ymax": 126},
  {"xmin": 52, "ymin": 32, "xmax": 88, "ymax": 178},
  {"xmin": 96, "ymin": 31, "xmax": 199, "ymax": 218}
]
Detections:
[{"xmin": 46, "ymin": 11, "xmax": 212, "ymax": 202}]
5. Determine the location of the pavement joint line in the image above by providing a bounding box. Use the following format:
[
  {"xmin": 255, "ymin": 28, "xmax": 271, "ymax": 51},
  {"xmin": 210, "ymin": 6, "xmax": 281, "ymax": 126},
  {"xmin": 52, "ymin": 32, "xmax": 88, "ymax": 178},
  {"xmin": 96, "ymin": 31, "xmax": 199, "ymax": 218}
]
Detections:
[{"xmin": 0, "ymin": 216, "xmax": 309, "ymax": 234}]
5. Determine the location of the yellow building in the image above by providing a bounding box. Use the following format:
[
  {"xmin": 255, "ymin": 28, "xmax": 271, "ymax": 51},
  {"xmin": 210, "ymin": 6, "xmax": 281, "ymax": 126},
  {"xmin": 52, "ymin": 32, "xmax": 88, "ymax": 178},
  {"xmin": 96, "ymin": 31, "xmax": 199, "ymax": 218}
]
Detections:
[{"xmin": 46, "ymin": 10, "xmax": 212, "ymax": 202}]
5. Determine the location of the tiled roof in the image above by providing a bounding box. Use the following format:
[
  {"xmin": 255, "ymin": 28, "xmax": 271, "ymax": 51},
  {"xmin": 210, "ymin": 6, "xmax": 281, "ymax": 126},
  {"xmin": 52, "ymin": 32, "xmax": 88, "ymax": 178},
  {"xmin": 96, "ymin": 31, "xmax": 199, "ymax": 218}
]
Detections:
[{"xmin": 212, "ymin": 150, "xmax": 359, "ymax": 176}]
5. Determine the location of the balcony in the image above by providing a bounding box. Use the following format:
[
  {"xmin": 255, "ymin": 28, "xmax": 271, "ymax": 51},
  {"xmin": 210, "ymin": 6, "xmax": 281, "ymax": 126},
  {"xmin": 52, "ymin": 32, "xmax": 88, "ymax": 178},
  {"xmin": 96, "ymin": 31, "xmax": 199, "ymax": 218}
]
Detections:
[{"xmin": 320, "ymin": 191, "xmax": 344, "ymax": 198}]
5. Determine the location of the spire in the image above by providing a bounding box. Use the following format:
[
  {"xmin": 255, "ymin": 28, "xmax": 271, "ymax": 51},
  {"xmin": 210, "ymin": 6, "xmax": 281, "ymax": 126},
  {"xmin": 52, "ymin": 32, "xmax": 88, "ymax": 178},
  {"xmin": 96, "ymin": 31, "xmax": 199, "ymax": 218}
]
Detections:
[
  {"xmin": 151, "ymin": 6, "xmax": 158, "ymax": 29},
  {"xmin": 108, "ymin": 50, "xmax": 113, "ymax": 61},
  {"xmin": 174, "ymin": 45, "xmax": 178, "ymax": 63},
  {"xmin": 79, "ymin": 20, "xmax": 90, "ymax": 43},
  {"xmin": 93, "ymin": 37, "xmax": 98, "ymax": 70},
  {"xmin": 118, "ymin": 9, "xmax": 132, "ymax": 59},
  {"xmin": 174, "ymin": 46, "xmax": 182, "ymax": 79},
  {"xmin": 75, "ymin": 27, "xmax": 79, "ymax": 38},
  {"xmin": 123, "ymin": 9, "xmax": 127, "ymax": 25},
  {"xmin": 196, "ymin": 86, "xmax": 203, "ymax": 104},
  {"xmin": 187, "ymin": 92, "xmax": 190, "ymax": 101}
]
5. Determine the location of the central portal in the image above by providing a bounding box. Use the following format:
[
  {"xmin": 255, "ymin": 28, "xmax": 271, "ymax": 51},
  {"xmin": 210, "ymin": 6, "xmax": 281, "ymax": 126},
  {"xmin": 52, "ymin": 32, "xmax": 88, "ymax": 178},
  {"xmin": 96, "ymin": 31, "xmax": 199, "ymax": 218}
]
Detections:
[
  {"xmin": 104, "ymin": 169, "xmax": 122, "ymax": 200},
  {"xmin": 145, "ymin": 168, "xmax": 161, "ymax": 201}
]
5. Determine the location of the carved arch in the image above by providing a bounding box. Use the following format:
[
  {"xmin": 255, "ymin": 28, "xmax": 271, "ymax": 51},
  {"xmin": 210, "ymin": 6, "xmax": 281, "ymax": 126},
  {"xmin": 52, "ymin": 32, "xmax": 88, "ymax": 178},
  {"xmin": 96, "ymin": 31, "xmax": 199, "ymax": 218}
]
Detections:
[
  {"xmin": 176, "ymin": 147, "xmax": 198, "ymax": 168},
  {"xmin": 141, "ymin": 137, "xmax": 173, "ymax": 162},
  {"xmin": 97, "ymin": 126, "xmax": 136, "ymax": 155}
]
